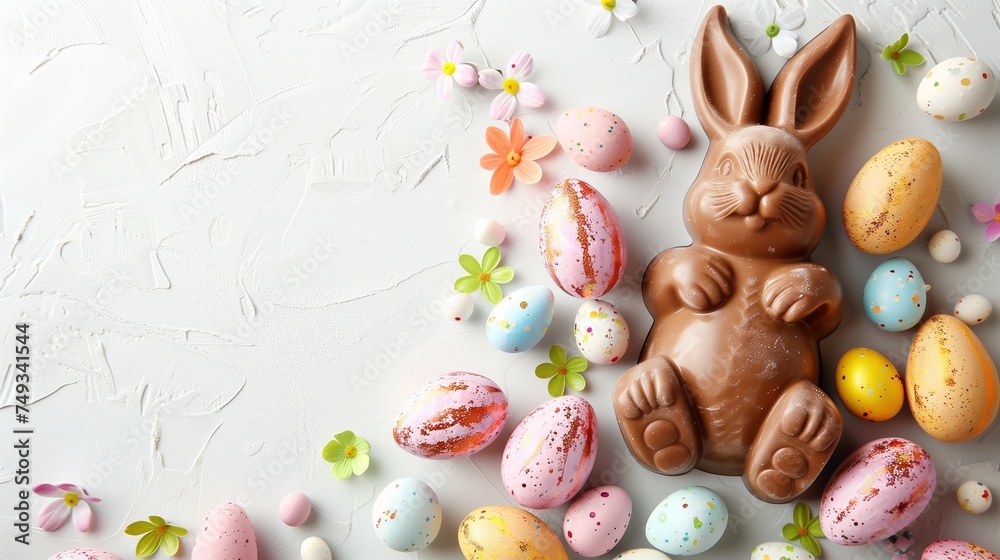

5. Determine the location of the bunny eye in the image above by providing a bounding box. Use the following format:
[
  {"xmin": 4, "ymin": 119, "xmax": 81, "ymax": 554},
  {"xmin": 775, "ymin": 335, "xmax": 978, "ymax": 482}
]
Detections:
[
  {"xmin": 792, "ymin": 168, "xmax": 806, "ymax": 188},
  {"xmin": 717, "ymin": 158, "xmax": 734, "ymax": 177}
]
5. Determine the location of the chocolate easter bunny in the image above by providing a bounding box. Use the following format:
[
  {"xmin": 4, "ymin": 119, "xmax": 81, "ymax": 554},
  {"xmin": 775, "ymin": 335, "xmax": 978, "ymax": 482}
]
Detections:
[{"xmin": 614, "ymin": 6, "xmax": 854, "ymax": 503}]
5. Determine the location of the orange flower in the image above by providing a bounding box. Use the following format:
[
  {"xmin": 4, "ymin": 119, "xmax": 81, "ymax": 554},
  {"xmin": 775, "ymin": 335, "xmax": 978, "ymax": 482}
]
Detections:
[{"xmin": 479, "ymin": 118, "xmax": 557, "ymax": 195}]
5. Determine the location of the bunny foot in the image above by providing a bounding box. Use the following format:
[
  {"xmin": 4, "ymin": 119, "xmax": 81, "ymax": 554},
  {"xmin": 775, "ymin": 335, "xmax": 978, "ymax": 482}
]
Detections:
[
  {"xmin": 613, "ymin": 357, "xmax": 702, "ymax": 475},
  {"xmin": 743, "ymin": 380, "xmax": 842, "ymax": 503}
]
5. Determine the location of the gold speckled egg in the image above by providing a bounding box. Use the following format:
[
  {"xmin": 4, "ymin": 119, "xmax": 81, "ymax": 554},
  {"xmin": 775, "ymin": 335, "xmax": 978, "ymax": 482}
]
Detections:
[
  {"xmin": 458, "ymin": 506, "xmax": 567, "ymax": 560},
  {"xmin": 836, "ymin": 347, "xmax": 904, "ymax": 421},
  {"xmin": 843, "ymin": 138, "xmax": 942, "ymax": 254},
  {"xmin": 906, "ymin": 314, "xmax": 999, "ymax": 442}
]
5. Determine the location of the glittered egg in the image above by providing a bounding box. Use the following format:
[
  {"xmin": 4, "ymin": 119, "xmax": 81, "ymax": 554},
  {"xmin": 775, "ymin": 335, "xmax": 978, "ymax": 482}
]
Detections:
[
  {"xmin": 540, "ymin": 178, "xmax": 627, "ymax": 298},
  {"xmin": 393, "ymin": 372, "xmax": 508, "ymax": 459},
  {"xmin": 564, "ymin": 486, "xmax": 632, "ymax": 557},
  {"xmin": 645, "ymin": 486, "xmax": 728, "ymax": 556},
  {"xmin": 279, "ymin": 491, "xmax": 311, "ymax": 526},
  {"xmin": 820, "ymin": 438, "xmax": 935, "ymax": 546},
  {"xmin": 955, "ymin": 294, "xmax": 992, "ymax": 325},
  {"xmin": 613, "ymin": 550, "xmax": 673, "ymax": 559},
  {"xmin": 474, "ymin": 218, "xmax": 505, "ymax": 246},
  {"xmin": 863, "ymin": 258, "xmax": 927, "ymax": 331},
  {"xmin": 458, "ymin": 506, "xmax": 568, "ymax": 559},
  {"xmin": 371, "ymin": 477, "xmax": 442, "ymax": 552},
  {"xmin": 501, "ymin": 396, "xmax": 598, "ymax": 509},
  {"xmin": 835, "ymin": 347, "xmax": 904, "ymax": 421},
  {"xmin": 556, "ymin": 107, "xmax": 632, "ymax": 171},
  {"xmin": 658, "ymin": 116, "xmax": 691, "ymax": 150},
  {"xmin": 446, "ymin": 292, "xmax": 474, "ymax": 322},
  {"xmin": 192, "ymin": 502, "xmax": 258, "ymax": 560},
  {"xmin": 485, "ymin": 285, "xmax": 555, "ymax": 352},
  {"xmin": 923, "ymin": 539, "xmax": 1000, "ymax": 559},
  {"xmin": 929, "ymin": 229, "xmax": 961, "ymax": 263},
  {"xmin": 917, "ymin": 57, "xmax": 997, "ymax": 121},
  {"xmin": 906, "ymin": 314, "xmax": 999, "ymax": 442},
  {"xmin": 957, "ymin": 480, "xmax": 993, "ymax": 514},
  {"xmin": 48, "ymin": 550, "xmax": 122, "ymax": 560},
  {"xmin": 751, "ymin": 542, "xmax": 815, "ymax": 560},
  {"xmin": 300, "ymin": 536, "xmax": 333, "ymax": 560},
  {"xmin": 574, "ymin": 299, "xmax": 629, "ymax": 365}
]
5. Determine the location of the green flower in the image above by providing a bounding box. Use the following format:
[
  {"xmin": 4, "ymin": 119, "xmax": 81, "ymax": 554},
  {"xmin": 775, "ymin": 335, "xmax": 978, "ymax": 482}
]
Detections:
[
  {"xmin": 322, "ymin": 430, "xmax": 371, "ymax": 479},
  {"xmin": 781, "ymin": 502, "xmax": 824, "ymax": 556},
  {"xmin": 535, "ymin": 345, "xmax": 588, "ymax": 397},
  {"xmin": 124, "ymin": 516, "xmax": 188, "ymax": 558},
  {"xmin": 454, "ymin": 246, "xmax": 514, "ymax": 304},
  {"xmin": 881, "ymin": 33, "xmax": 925, "ymax": 75}
]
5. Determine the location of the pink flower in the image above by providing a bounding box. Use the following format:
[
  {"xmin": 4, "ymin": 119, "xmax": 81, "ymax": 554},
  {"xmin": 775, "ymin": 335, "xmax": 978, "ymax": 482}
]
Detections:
[
  {"xmin": 33, "ymin": 483, "xmax": 100, "ymax": 532},
  {"xmin": 478, "ymin": 51, "xmax": 544, "ymax": 121},
  {"xmin": 422, "ymin": 39, "xmax": 479, "ymax": 100},
  {"xmin": 972, "ymin": 202, "xmax": 1000, "ymax": 242}
]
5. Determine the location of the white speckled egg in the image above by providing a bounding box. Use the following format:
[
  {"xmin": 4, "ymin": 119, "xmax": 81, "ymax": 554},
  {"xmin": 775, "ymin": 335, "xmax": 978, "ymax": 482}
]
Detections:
[
  {"xmin": 486, "ymin": 285, "xmax": 555, "ymax": 353},
  {"xmin": 371, "ymin": 477, "xmax": 442, "ymax": 551},
  {"xmin": 556, "ymin": 107, "xmax": 632, "ymax": 171},
  {"xmin": 48, "ymin": 550, "xmax": 122, "ymax": 560},
  {"xmin": 863, "ymin": 258, "xmax": 927, "ymax": 331},
  {"xmin": 923, "ymin": 539, "xmax": 1000, "ymax": 559},
  {"xmin": 929, "ymin": 229, "xmax": 961, "ymax": 263},
  {"xmin": 645, "ymin": 486, "xmax": 728, "ymax": 556},
  {"xmin": 574, "ymin": 300, "xmax": 629, "ymax": 365},
  {"xmin": 613, "ymin": 550, "xmax": 673, "ymax": 559},
  {"xmin": 751, "ymin": 542, "xmax": 815, "ymax": 560},
  {"xmin": 474, "ymin": 218, "xmax": 505, "ymax": 246},
  {"xmin": 564, "ymin": 486, "xmax": 632, "ymax": 557},
  {"xmin": 954, "ymin": 294, "xmax": 992, "ymax": 325},
  {"xmin": 446, "ymin": 292, "xmax": 474, "ymax": 322},
  {"xmin": 957, "ymin": 480, "xmax": 993, "ymax": 514},
  {"xmin": 917, "ymin": 57, "xmax": 997, "ymax": 121},
  {"xmin": 192, "ymin": 502, "xmax": 258, "ymax": 560},
  {"xmin": 300, "ymin": 536, "xmax": 333, "ymax": 560}
]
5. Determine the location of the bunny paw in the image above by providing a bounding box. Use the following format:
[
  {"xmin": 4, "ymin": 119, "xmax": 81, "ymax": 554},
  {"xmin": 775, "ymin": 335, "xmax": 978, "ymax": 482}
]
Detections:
[{"xmin": 673, "ymin": 249, "xmax": 734, "ymax": 311}]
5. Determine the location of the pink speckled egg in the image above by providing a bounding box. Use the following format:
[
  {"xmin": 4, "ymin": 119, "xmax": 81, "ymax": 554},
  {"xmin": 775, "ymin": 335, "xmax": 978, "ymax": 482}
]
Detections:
[
  {"xmin": 923, "ymin": 539, "xmax": 1000, "ymax": 559},
  {"xmin": 48, "ymin": 550, "xmax": 122, "ymax": 560},
  {"xmin": 191, "ymin": 502, "xmax": 257, "ymax": 560},
  {"xmin": 393, "ymin": 372, "xmax": 508, "ymax": 459},
  {"xmin": 501, "ymin": 396, "xmax": 598, "ymax": 509},
  {"xmin": 540, "ymin": 179, "xmax": 627, "ymax": 299},
  {"xmin": 556, "ymin": 107, "xmax": 632, "ymax": 171},
  {"xmin": 564, "ymin": 485, "xmax": 632, "ymax": 557},
  {"xmin": 820, "ymin": 438, "xmax": 935, "ymax": 546},
  {"xmin": 278, "ymin": 491, "xmax": 311, "ymax": 526}
]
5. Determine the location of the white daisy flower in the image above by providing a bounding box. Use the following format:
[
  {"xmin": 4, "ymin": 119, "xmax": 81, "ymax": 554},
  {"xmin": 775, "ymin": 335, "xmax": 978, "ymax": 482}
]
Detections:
[
  {"xmin": 736, "ymin": 0, "xmax": 805, "ymax": 58},
  {"xmin": 584, "ymin": 0, "xmax": 638, "ymax": 39}
]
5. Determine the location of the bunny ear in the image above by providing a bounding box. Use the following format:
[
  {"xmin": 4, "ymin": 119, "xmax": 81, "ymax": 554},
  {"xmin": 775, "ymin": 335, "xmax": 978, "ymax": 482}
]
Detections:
[
  {"xmin": 692, "ymin": 6, "xmax": 765, "ymax": 140},
  {"xmin": 765, "ymin": 14, "xmax": 856, "ymax": 148}
]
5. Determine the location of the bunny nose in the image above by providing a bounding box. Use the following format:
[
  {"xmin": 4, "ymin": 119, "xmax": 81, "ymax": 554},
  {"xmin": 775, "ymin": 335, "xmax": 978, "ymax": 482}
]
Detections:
[{"xmin": 751, "ymin": 180, "xmax": 779, "ymax": 196}]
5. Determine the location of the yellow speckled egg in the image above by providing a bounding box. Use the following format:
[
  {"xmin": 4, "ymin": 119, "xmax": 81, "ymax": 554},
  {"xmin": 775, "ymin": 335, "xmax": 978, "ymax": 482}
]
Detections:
[
  {"xmin": 843, "ymin": 138, "xmax": 942, "ymax": 254},
  {"xmin": 906, "ymin": 314, "xmax": 1000, "ymax": 442},
  {"xmin": 836, "ymin": 347, "xmax": 904, "ymax": 421},
  {"xmin": 458, "ymin": 506, "xmax": 568, "ymax": 560}
]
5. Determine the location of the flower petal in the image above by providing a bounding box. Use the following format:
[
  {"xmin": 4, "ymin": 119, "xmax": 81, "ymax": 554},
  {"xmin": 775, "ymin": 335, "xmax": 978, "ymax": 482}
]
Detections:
[
  {"xmin": 509, "ymin": 118, "xmax": 525, "ymax": 152},
  {"xmin": 734, "ymin": 21, "xmax": 760, "ymax": 42},
  {"xmin": 793, "ymin": 503, "xmax": 810, "ymax": 528},
  {"xmin": 776, "ymin": 6, "xmax": 805, "ymax": 30},
  {"xmin": 881, "ymin": 43, "xmax": 895, "ymax": 61},
  {"xmin": 515, "ymin": 82, "xmax": 545, "ymax": 109},
  {"xmin": 149, "ymin": 515, "xmax": 166, "ymax": 527},
  {"xmin": 520, "ymin": 135, "xmax": 557, "ymax": 161},
  {"xmin": 332, "ymin": 459, "xmax": 353, "ymax": 480},
  {"xmin": 455, "ymin": 276, "xmax": 481, "ymax": 293},
  {"xmin": 351, "ymin": 435, "xmax": 371, "ymax": 455},
  {"xmin": 446, "ymin": 39, "xmax": 464, "ymax": 63},
  {"xmin": 490, "ymin": 164, "xmax": 514, "ymax": 195},
  {"xmin": 125, "ymin": 521, "xmax": 157, "ymax": 535},
  {"xmin": 38, "ymin": 501, "xmax": 71, "ymax": 531},
  {"xmin": 587, "ymin": 7, "xmax": 613, "ymax": 39},
  {"xmin": 351, "ymin": 453, "xmax": 370, "ymax": 475},
  {"xmin": 161, "ymin": 531, "xmax": 180, "ymax": 556},
  {"xmin": 506, "ymin": 50, "xmax": 533, "ymax": 81},
  {"xmin": 481, "ymin": 247, "xmax": 501, "ymax": 273},
  {"xmin": 32, "ymin": 484, "xmax": 67, "ymax": 497},
  {"xmin": 566, "ymin": 371, "xmax": 587, "ymax": 392},
  {"xmin": 781, "ymin": 522, "xmax": 800, "ymax": 541},
  {"xmin": 490, "ymin": 92, "xmax": 517, "ymax": 121},
  {"xmin": 490, "ymin": 266, "xmax": 514, "ymax": 284},
  {"xmin": 751, "ymin": 0, "xmax": 775, "ymax": 27},
  {"xmin": 422, "ymin": 48, "xmax": 444, "ymax": 79},
  {"xmin": 73, "ymin": 500, "xmax": 93, "ymax": 532},
  {"xmin": 773, "ymin": 31, "xmax": 799, "ymax": 58},
  {"xmin": 898, "ymin": 50, "xmax": 925, "ymax": 65},
  {"xmin": 512, "ymin": 159, "xmax": 542, "ymax": 184},
  {"xmin": 478, "ymin": 68, "xmax": 504, "ymax": 89},
  {"xmin": 459, "ymin": 254, "xmax": 482, "ymax": 275},
  {"xmin": 547, "ymin": 375, "xmax": 566, "ymax": 398},
  {"xmin": 892, "ymin": 59, "xmax": 905, "ymax": 75},
  {"xmin": 800, "ymin": 533, "xmax": 822, "ymax": 557},
  {"xmin": 334, "ymin": 430, "xmax": 356, "ymax": 447},
  {"xmin": 747, "ymin": 34, "xmax": 772, "ymax": 57},
  {"xmin": 482, "ymin": 281, "xmax": 503, "ymax": 304},
  {"xmin": 972, "ymin": 203, "xmax": 996, "ymax": 222},
  {"xmin": 56, "ymin": 483, "xmax": 83, "ymax": 494},
  {"xmin": 437, "ymin": 74, "xmax": 453, "ymax": 100},
  {"xmin": 165, "ymin": 525, "xmax": 188, "ymax": 537},
  {"xmin": 806, "ymin": 516, "xmax": 824, "ymax": 538},
  {"xmin": 614, "ymin": 0, "xmax": 638, "ymax": 21},
  {"xmin": 549, "ymin": 345, "xmax": 567, "ymax": 366},
  {"xmin": 480, "ymin": 153, "xmax": 505, "ymax": 170},
  {"xmin": 485, "ymin": 125, "xmax": 512, "ymax": 156},
  {"xmin": 566, "ymin": 356, "xmax": 589, "ymax": 373},
  {"xmin": 322, "ymin": 440, "xmax": 345, "ymax": 463},
  {"xmin": 987, "ymin": 222, "xmax": 1000, "ymax": 242},
  {"xmin": 453, "ymin": 63, "xmax": 479, "ymax": 87},
  {"xmin": 535, "ymin": 363, "xmax": 560, "ymax": 378},
  {"xmin": 136, "ymin": 530, "xmax": 162, "ymax": 558}
]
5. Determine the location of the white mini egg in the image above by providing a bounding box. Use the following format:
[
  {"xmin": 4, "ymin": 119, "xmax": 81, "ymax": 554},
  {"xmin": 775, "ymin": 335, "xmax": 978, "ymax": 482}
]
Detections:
[
  {"xmin": 917, "ymin": 57, "xmax": 997, "ymax": 121},
  {"xmin": 372, "ymin": 478, "xmax": 442, "ymax": 551},
  {"xmin": 957, "ymin": 480, "xmax": 993, "ymax": 514},
  {"xmin": 928, "ymin": 229, "xmax": 961, "ymax": 263},
  {"xmin": 574, "ymin": 299, "xmax": 630, "ymax": 365},
  {"xmin": 475, "ymin": 218, "xmax": 505, "ymax": 246},
  {"xmin": 954, "ymin": 294, "xmax": 992, "ymax": 326},
  {"xmin": 300, "ymin": 536, "xmax": 333, "ymax": 560},
  {"xmin": 446, "ymin": 292, "xmax": 474, "ymax": 322}
]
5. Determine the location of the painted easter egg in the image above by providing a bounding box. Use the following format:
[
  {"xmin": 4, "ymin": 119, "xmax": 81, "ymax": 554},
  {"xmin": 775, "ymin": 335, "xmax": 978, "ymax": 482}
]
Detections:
[
  {"xmin": 820, "ymin": 438, "xmax": 935, "ymax": 545},
  {"xmin": 474, "ymin": 218, "xmax": 505, "ymax": 246},
  {"xmin": 279, "ymin": 491, "xmax": 311, "ymax": 526},
  {"xmin": 540, "ymin": 178, "xmax": 627, "ymax": 298},
  {"xmin": 574, "ymin": 299, "xmax": 630, "ymax": 365},
  {"xmin": 751, "ymin": 542, "xmax": 815, "ymax": 560},
  {"xmin": 906, "ymin": 314, "xmax": 1000, "ymax": 442},
  {"xmin": 564, "ymin": 486, "xmax": 632, "ymax": 557},
  {"xmin": 658, "ymin": 115, "xmax": 690, "ymax": 150},
  {"xmin": 954, "ymin": 294, "xmax": 992, "ymax": 325},
  {"xmin": 843, "ymin": 138, "xmax": 942, "ymax": 254},
  {"xmin": 923, "ymin": 539, "xmax": 1000, "ymax": 559},
  {"xmin": 300, "ymin": 536, "xmax": 333, "ymax": 560},
  {"xmin": 835, "ymin": 347, "xmax": 904, "ymax": 422},
  {"xmin": 957, "ymin": 480, "xmax": 993, "ymax": 514},
  {"xmin": 446, "ymin": 292, "xmax": 474, "ymax": 322},
  {"xmin": 863, "ymin": 258, "xmax": 927, "ymax": 331},
  {"xmin": 917, "ymin": 57, "xmax": 997, "ymax": 121},
  {"xmin": 458, "ymin": 506, "xmax": 568, "ymax": 560},
  {"xmin": 191, "ymin": 502, "xmax": 257, "ymax": 560},
  {"xmin": 486, "ymin": 285, "xmax": 555, "ymax": 352},
  {"xmin": 48, "ymin": 550, "xmax": 122, "ymax": 560},
  {"xmin": 613, "ymin": 550, "xmax": 673, "ymax": 559},
  {"xmin": 393, "ymin": 371, "xmax": 508, "ymax": 459},
  {"xmin": 371, "ymin": 477, "xmax": 442, "ymax": 551},
  {"xmin": 929, "ymin": 229, "xmax": 961, "ymax": 263},
  {"xmin": 501, "ymin": 395, "xmax": 598, "ymax": 509},
  {"xmin": 556, "ymin": 107, "xmax": 632, "ymax": 171},
  {"xmin": 645, "ymin": 486, "xmax": 728, "ymax": 556}
]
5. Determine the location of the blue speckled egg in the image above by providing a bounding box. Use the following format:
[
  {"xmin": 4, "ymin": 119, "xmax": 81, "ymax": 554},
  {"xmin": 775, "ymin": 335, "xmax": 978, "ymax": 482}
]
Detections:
[
  {"xmin": 863, "ymin": 258, "xmax": 927, "ymax": 332},
  {"xmin": 486, "ymin": 286, "xmax": 555, "ymax": 353},
  {"xmin": 371, "ymin": 477, "xmax": 441, "ymax": 551},
  {"xmin": 645, "ymin": 486, "xmax": 728, "ymax": 555}
]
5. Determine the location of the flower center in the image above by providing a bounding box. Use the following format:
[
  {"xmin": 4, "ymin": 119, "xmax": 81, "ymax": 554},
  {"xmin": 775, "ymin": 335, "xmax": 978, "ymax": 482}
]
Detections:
[
  {"xmin": 344, "ymin": 445, "xmax": 357, "ymax": 459},
  {"xmin": 503, "ymin": 77, "xmax": 520, "ymax": 95},
  {"xmin": 765, "ymin": 23, "xmax": 780, "ymax": 38},
  {"xmin": 156, "ymin": 525, "xmax": 167, "ymax": 536},
  {"xmin": 995, "ymin": 214, "xmax": 1000, "ymax": 223},
  {"xmin": 63, "ymin": 493, "xmax": 80, "ymax": 508},
  {"xmin": 557, "ymin": 366, "xmax": 567, "ymax": 375},
  {"xmin": 479, "ymin": 272, "xmax": 491, "ymax": 282},
  {"xmin": 601, "ymin": 0, "xmax": 616, "ymax": 11},
  {"xmin": 442, "ymin": 62, "xmax": 456, "ymax": 76},
  {"xmin": 798, "ymin": 527, "xmax": 809, "ymax": 536},
  {"xmin": 506, "ymin": 151, "xmax": 521, "ymax": 166},
  {"xmin": 891, "ymin": 51, "xmax": 900, "ymax": 60}
]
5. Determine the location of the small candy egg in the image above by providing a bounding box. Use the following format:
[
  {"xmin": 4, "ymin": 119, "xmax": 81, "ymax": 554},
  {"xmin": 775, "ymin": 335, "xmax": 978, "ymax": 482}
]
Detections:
[
  {"xmin": 371, "ymin": 478, "xmax": 442, "ymax": 551},
  {"xmin": 957, "ymin": 480, "xmax": 992, "ymax": 514},
  {"xmin": 751, "ymin": 542, "xmax": 815, "ymax": 560},
  {"xmin": 613, "ymin": 550, "xmax": 672, "ymax": 559},
  {"xmin": 923, "ymin": 539, "xmax": 1000, "ymax": 559},
  {"xmin": 917, "ymin": 57, "xmax": 997, "ymax": 121},
  {"xmin": 564, "ymin": 486, "xmax": 632, "ymax": 557},
  {"xmin": 474, "ymin": 218, "xmax": 505, "ymax": 246},
  {"xmin": 835, "ymin": 347, "xmax": 904, "ymax": 422},
  {"xmin": 863, "ymin": 258, "xmax": 928, "ymax": 331},
  {"xmin": 954, "ymin": 294, "xmax": 992, "ymax": 326},
  {"xmin": 645, "ymin": 486, "xmax": 728, "ymax": 555},
  {"xmin": 657, "ymin": 115, "xmax": 691, "ymax": 150},
  {"xmin": 279, "ymin": 491, "xmax": 312, "ymax": 526},
  {"xmin": 556, "ymin": 107, "xmax": 632, "ymax": 171},
  {"xmin": 48, "ymin": 550, "xmax": 122, "ymax": 560},
  {"xmin": 300, "ymin": 536, "xmax": 333, "ymax": 560},
  {"xmin": 446, "ymin": 292, "xmax": 474, "ymax": 322},
  {"xmin": 486, "ymin": 286, "xmax": 555, "ymax": 353},
  {"xmin": 574, "ymin": 299, "xmax": 630, "ymax": 365},
  {"xmin": 929, "ymin": 229, "xmax": 961, "ymax": 263}
]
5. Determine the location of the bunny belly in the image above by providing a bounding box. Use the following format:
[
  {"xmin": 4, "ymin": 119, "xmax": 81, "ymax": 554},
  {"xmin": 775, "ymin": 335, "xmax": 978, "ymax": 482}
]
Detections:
[{"xmin": 639, "ymin": 298, "xmax": 821, "ymax": 476}]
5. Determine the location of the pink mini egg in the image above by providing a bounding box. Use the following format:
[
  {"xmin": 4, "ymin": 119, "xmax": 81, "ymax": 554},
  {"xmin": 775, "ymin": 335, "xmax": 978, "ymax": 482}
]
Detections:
[
  {"xmin": 278, "ymin": 491, "xmax": 311, "ymax": 526},
  {"xmin": 657, "ymin": 115, "xmax": 691, "ymax": 150},
  {"xmin": 564, "ymin": 486, "xmax": 632, "ymax": 557},
  {"xmin": 192, "ymin": 502, "xmax": 258, "ymax": 560},
  {"xmin": 556, "ymin": 107, "xmax": 632, "ymax": 171},
  {"xmin": 923, "ymin": 539, "xmax": 1000, "ymax": 559},
  {"xmin": 48, "ymin": 550, "xmax": 122, "ymax": 560}
]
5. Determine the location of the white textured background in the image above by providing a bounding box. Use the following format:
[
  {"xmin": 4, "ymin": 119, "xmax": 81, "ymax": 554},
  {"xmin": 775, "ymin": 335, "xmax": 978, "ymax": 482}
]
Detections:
[{"xmin": 1, "ymin": 0, "xmax": 999, "ymax": 558}]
